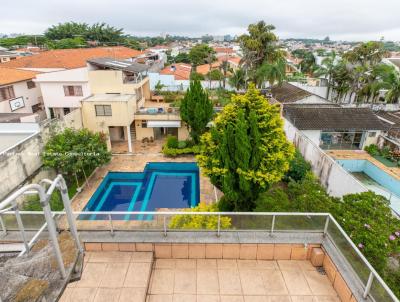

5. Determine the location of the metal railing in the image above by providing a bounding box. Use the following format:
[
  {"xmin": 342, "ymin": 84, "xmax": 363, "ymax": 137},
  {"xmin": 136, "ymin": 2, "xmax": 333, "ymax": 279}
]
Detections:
[{"xmin": 0, "ymin": 210, "xmax": 398, "ymax": 302}]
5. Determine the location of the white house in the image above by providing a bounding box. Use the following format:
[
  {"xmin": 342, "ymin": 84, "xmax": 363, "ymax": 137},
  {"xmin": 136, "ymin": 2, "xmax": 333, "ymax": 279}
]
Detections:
[
  {"xmin": 0, "ymin": 67, "xmax": 43, "ymax": 115},
  {"xmin": 2, "ymin": 47, "xmax": 143, "ymax": 119}
]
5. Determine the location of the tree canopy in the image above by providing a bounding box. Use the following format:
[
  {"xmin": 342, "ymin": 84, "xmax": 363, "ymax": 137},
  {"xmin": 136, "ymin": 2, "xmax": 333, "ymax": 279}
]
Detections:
[
  {"xmin": 198, "ymin": 84, "xmax": 294, "ymax": 210},
  {"xmin": 188, "ymin": 44, "xmax": 216, "ymax": 67},
  {"xmin": 180, "ymin": 80, "xmax": 213, "ymax": 143}
]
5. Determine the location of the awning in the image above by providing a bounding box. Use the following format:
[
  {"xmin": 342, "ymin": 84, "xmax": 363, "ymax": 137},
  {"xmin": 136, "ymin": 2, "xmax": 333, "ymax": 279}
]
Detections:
[{"xmin": 147, "ymin": 121, "xmax": 181, "ymax": 128}]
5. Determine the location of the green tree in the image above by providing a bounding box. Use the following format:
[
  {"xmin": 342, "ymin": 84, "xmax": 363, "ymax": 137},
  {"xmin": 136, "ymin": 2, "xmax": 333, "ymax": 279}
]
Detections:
[
  {"xmin": 284, "ymin": 149, "xmax": 311, "ymax": 182},
  {"xmin": 47, "ymin": 37, "xmax": 86, "ymax": 49},
  {"xmin": 198, "ymin": 84, "xmax": 294, "ymax": 210},
  {"xmin": 180, "ymin": 80, "xmax": 213, "ymax": 143},
  {"xmin": 228, "ymin": 68, "xmax": 246, "ymax": 91},
  {"xmin": 207, "ymin": 69, "xmax": 224, "ymax": 85},
  {"xmin": 188, "ymin": 44, "xmax": 215, "ymax": 67},
  {"xmin": 238, "ymin": 21, "xmax": 285, "ymax": 72},
  {"xmin": 315, "ymin": 51, "xmax": 337, "ymax": 99},
  {"xmin": 173, "ymin": 53, "xmax": 191, "ymax": 64},
  {"xmin": 189, "ymin": 72, "xmax": 205, "ymax": 81},
  {"xmin": 254, "ymin": 58, "xmax": 287, "ymax": 87},
  {"xmin": 41, "ymin": 128, "xmax": 111, "ymax": 185},
  {"xmin": 85, "ymin": 22, "xmax": 124, "ymax": 42},
  {"xmin": 45, "ymin": 22, "xmax": 89, "ymax": 40}
]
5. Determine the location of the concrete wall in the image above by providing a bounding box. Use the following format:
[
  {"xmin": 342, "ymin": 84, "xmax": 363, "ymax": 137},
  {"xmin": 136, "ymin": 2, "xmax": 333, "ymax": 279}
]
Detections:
[
  {"xmin": 0, "ymin": 80, "xmax": 42, "ymax": 114},
  {"xmin": 62, "ymin": 108, "xmax": 83, "ymax": 130},
  {"xmin": 284, "ymin": 119, "xmax": 367, "ymax": 197},
  {"xmin": 301, "ymin": 130, "xmax": 321, "ymax": 146}
]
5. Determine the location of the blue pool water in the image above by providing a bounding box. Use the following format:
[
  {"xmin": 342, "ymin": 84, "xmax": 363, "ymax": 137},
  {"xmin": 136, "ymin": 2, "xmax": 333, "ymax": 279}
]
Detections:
[
  {"xmin": 337, "ymin": 159, "xmax": 400, "ymax": 214},
  {"xmin": 82, "ymin": 162, "xmax": 200, "ymax": 220}
]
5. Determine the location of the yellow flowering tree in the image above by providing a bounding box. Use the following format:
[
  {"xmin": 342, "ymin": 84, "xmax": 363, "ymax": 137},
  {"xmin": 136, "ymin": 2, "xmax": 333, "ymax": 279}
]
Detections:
[{"xmin": 197, "ymin": 84, "xmax": 294, "ymax": 210}]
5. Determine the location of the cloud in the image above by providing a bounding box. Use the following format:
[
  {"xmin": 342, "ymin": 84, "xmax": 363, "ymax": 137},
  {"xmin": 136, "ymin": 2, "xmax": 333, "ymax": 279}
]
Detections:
[{"xmin": 1, "ymin": 0, "xmax": 400, "ymax": 41}]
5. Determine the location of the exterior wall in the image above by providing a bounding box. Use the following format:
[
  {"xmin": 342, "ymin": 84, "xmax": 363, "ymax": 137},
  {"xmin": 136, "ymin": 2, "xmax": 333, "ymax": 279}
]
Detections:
[
  {"xmin": 301, "ymin": 130, "xmax": 321, "ymax": 146},
  {"xmin": 35, "ymin": 68, "xmax": 90, "ymax": 117},
  {"xmin": 0, "ymin": 119, "xmax": 60, "ymax": 200},
  {"xmin": 178, "ymin": 126, "xmax": 189, "ymax": 141},
  {"xmin": 361, "ymin": 130, "xmax": 381, "ymax": 148},
  {"xmin": 88, "ymin": 70, "xmax": 149, "ymax": 95},
  {"xmin": 0, "ymin": 80, "xmax": 42, "ymax": 114},
  {"xmin": 135, "ymin": 120, "xmax": 155, "ymax": 141},
  {"xmin": 81, "ymin": 99, "xmax": 135, "ymax": 149},
  {"xmin": 284, "ymin": 119, "xmax": 367, "ymax": 197},
  {"xmin": 62, "ymin": 108, "xmax": 83, "ymax": 130}
]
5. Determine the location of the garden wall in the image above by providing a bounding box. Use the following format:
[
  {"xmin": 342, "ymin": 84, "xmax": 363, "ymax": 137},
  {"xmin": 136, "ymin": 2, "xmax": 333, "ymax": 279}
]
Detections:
[
  {"xmin": 0, "ymin": 117, "xmax": 77, "ymax": 201},
  {"xmin": 283, "ymin": 119, "xmax": 367, "ymax": 197}
]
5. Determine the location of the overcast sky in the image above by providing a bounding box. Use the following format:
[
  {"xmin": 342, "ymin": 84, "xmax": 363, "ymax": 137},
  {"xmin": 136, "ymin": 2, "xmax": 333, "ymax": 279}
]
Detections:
[{"xmin": 2, "ymin": 0, "xmax": 400, "ymax": 41}]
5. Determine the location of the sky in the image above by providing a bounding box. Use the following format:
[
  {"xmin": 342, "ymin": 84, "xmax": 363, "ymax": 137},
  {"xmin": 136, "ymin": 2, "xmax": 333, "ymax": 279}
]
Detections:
[{"xmin": 1, "ymin": 0, "xmax": 400, "ymax": 41}]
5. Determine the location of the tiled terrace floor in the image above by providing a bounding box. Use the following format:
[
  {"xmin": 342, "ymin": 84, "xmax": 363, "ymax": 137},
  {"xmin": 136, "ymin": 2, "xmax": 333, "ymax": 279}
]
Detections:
[
  {"xmin": 60, "ymin": 251, "xmax": 153, "ymax": 302},
  {"xmin": 61, "ymin": 252, "xmax": 340, "ymax": 302},
  {"xmin": 327, "ymin": 149, "xmax": 400, "ymax": 180},
  {"xmin": 148, "ymin": 258, "xmax": 340, "ymax": 302}
]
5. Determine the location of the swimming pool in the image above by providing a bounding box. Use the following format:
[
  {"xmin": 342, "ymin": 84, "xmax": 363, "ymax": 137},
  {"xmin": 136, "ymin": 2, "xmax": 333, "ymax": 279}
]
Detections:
[
  {"xmin": 337, "ymin": 159, "xmax": 400, "ymax": 214},
  {"xmin": 82, "ymin": 162, "xmax": 200, "ymax": 220}
]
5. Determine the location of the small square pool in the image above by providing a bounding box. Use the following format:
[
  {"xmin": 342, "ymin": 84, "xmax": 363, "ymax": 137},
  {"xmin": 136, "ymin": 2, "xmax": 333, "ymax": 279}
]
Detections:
[{"xmin": 82, "ymin": 162, "xmax": 200, "ymax": 220}]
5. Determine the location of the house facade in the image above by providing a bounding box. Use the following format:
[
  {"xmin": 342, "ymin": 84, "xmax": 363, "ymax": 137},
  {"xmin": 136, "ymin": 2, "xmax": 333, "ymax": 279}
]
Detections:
[
  {"xmin": 0, "ymin": 67, "xmax": 43, "ymax": 115},
  {"xmin": 80, "ymin": 58, "xmax": 188, "ymax": 152},
  {"xmin": 283, "ymin": 104, "xmax": 387, "ymax": 150}
]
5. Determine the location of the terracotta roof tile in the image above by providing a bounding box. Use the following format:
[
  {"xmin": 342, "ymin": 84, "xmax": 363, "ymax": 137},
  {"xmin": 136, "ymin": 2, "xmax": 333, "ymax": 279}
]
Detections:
[
  {"xmin": 1, "ymin": 47, "xmax": 142, "ymax": 70},
  {"xmin": 160, "ymin": 63, "xmax": 192, "ymax": 80},
  {"xmin": 0, "ymin": 67, "xmax": 38, "ymax": 85}
]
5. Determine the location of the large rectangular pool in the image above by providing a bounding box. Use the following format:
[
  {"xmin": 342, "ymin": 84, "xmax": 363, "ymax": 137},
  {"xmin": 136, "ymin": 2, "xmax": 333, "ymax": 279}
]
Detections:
[
  {"xmin": 82, "ymin": 162, "xmax": 200, "ymax": 220},
  {"xmin": 337, "ymin": 159, "xmax": 400, "ymax": 214}
]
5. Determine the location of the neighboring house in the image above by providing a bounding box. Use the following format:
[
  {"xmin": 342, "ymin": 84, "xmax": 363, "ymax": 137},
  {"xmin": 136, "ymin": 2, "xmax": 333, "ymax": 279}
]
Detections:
[
  {"xmin": 0, "ymin": 67, "xmax": 43, "ymax": 115},
  {"xmin": 283, "ymin": 104, "xmax": 387, "ymax": 150},
  {"xmin": 2, "ymin": 47, "xmax": 143, "ymax": 119},
  {"xmin": 376, "ymin": 110, "xmax": 400, "ymax": 151},
  {"xmin": 160, "ymin": 63, "xmax": 192, "ymax": 80},
  {"xmin": 0, "ymin": 50, "xmax": 18, "ymax": 63},
  {"xmin": 269, "ymin": 82, "xmax": 331, "ymax": 104},
  {"xmin": 80, "ymin": 58, "xmax": 188, "ymax": 152}
]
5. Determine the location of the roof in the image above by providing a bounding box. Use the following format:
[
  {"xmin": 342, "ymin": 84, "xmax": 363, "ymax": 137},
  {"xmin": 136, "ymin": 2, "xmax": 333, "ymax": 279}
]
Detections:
[
  {"xmin": 196, "ymin": 62, "xmax": 220, "ymax": 75},
  {"xmin": 87, "ymin": 57, "xmax": 149, "ymax": 73},
  {"xmin": 376, "ymin": 110, "xmax": 400, "ymax": 127},
  {"xmin": 270, "ymin": 82, "xmax": 313, "ymax": 103},
  {"xmin": 1, "ymin": 47, "xmax": 142, "ymax": 70},
  {"xmin": 0, "ymin": 67, "xmax": 38, "ymax": 85},
  {"xmin": 284, "ymin": 106, "xmax": 387, "ymax": 131},
  {"xmin": 160, "ymin": 63, "xmax": 191, "ymax": 80},
  {"xmin": 0, "ymin": 50, "xmax": 18, "ymax": 57},
  {"xmin": 82, "ymin": 93, "xmax": 135, "ymax": 102},
  {"xmin": 213, "ymin": 47, "xmax": 234, "ymax": 54}
]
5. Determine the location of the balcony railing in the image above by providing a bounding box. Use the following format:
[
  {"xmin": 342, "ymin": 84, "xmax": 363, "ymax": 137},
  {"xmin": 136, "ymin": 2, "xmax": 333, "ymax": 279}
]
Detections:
[
  {"xmin": 136, "ymin": 107, "xmax": 180, "ymax": 115},
  {"xmin": 0, "ymin": 210, "xmax": 399, "ymax": 302}
]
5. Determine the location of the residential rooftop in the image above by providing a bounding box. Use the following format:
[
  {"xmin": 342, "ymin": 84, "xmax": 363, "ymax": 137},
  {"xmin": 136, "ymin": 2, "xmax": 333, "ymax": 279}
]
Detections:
[
  {"xmin": 87, "ymin": 57, "xmax": 149, "ymax": 73},
  {"xmin": 284, "ymin": 105, "xmax": 388, "ymax": 131},
  {"xmin": 0, "ymin": 46, "xmax": 142, "ymax": 70},
  {"xmin": 0, "ymin": 67, "xmax": 38, "ymax": 85}
]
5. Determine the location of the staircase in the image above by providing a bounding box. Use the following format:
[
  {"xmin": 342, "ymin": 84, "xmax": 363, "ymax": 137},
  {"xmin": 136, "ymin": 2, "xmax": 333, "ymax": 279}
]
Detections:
[{"xmin": 130, "ymin": 123, "xmax": 137, "ymax": 141}]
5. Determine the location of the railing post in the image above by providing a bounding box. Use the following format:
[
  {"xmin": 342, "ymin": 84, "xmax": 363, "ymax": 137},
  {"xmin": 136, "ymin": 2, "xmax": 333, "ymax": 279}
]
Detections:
[
  {"xmin": 59, "ymin": 178, "xmax": 83, "ymax": 252},
  {"xmin": 217, "ymin": 214, "xmax": 221, "ymax": 237},
  {"xmin": 13, "ymin": 202, "xmax": 29, "ymax": 253},
  {"xmin": 270, "ymin": 215, "xmax": 276, "ymax": 236},
  {"xmin": 163, "ymin": 216, "xmax": 167, "ymax": 237},
  {"xmin": 363, "ymin": 272, "xmax": 374, "ymax": 299},
  {"xmin": 0, "ymin": 214, "xmax": 6, "ymax": 237},
  {"xmin": 108, "ymin": 214, "xmax": 114, "ymax": 237},
  {"xmin": 323, "ymin": 215, "xmax": 330, "ymax": 237},
  {"xmin": 41, "ymin": 193, "xmax": 67, "ymax": 279}
]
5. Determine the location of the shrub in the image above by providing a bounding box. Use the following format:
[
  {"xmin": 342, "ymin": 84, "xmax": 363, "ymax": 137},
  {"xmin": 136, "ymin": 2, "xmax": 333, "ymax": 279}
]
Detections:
[
  {"xmin": 169, "ymin": 203, "xmax": 231, "ymax": 230},
  {"xmin": 364, "ymin": 144, "xmax": 380, "ymax": 156},
  {"xmin": 23, "ymin": 191, "xmax": 64, "ymax": 211},
  {"xmin": 162, "ymin": 144, "xmax": 201, "ymax": 157},
  {"xmin": 177, "ymin": 141, "xmax": 187, "ymax": 149},
  {"xmin": 255, "ymin": 186, "xmax": 291, "ymax": 212},
  {"xmin": 284, "ymin": 149, "xmax": 311, "ymax": 182},
  {"xmin": 166, "ymin": 135, "xmax": 179, "ymax": 148}
]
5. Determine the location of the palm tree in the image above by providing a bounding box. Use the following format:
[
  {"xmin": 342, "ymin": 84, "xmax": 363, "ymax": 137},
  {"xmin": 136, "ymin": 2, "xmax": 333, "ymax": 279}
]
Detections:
[
  {"xmin": 255, "ymin": 59, "xmax": 287, "ymax": 88},
  {"xmin": 228, "ymin": 68, "xmax": 246, "ymax": 91},
  {"xmin": 314, "ymin": 51, "xmax": 337, "ymax": 99},
  {"xmin": 380, "ymin": 67, "xmax": 400, "ymax": 103},
  {"xmin": 219, "ymin": 60, "xmax": 231, "ymax": 89}
]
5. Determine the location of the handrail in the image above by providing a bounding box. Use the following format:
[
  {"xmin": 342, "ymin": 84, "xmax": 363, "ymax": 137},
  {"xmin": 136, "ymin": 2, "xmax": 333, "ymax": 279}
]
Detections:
[{"xmin": 0, "ymin": 210, "xmax": 398, "ymax": 301}]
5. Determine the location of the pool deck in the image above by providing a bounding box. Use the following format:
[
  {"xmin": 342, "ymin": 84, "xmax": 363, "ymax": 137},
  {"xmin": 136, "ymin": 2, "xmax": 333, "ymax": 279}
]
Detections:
[
  {"xmin": 326, "ymin": 150, "xmax": 400, "ymax": 181},
  {"xmin": 67, "ymin": 141, "xmax": 222, "ymax": 230}
]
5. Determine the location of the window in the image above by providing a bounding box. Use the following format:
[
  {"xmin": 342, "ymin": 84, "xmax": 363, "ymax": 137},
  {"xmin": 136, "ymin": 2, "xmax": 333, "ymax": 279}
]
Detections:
[
  {"xmin": 31, "ymin": 103, "xmax": 41, "ymax": 113},
  {"xmin": 0, "ymin": 85, "xmax": 15, "ymax": 101},
  {"xmin": 141, "ymin": 121, "xmax": 147, "ymax": 128},
  {"xmin": 63, "ymin": 85, "xmax": 83, "ymax": 96},
  {"xmin": 27, "ymin": 80, "xmax": 36, "ymax": 89},
  {"xmin": 63, "ymin": 107, "xmax": 71, "ymax": 115},
  {"xmin": 95, "ymin": 105, "xmax": 112, "ymax": 116}
]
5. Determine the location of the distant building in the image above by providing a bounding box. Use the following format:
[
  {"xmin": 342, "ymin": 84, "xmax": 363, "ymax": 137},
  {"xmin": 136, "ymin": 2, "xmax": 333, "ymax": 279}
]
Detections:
[{"xmin": 0, "ymin": 50, "xmax": 19, "ymax": 63}]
